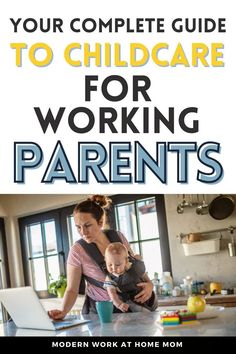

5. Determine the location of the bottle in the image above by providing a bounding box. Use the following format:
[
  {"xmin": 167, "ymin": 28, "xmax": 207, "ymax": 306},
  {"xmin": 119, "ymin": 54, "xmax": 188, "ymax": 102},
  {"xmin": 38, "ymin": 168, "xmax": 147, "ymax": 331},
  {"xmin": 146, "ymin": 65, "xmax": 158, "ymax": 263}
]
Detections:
[
  {"xmin": 160, "ymin": 272, "xmax": 173, "ymax": 296},
  {"xmin": 183, "ymin": 276, "xmax": 192, "ymax": 296},
  {"xmin": 172, "ymin": 286, "xmax": 181, "ymax": 297},
  {"xmin": 152, "ymin": 272, "xmax": 159, "ymax": 295}
]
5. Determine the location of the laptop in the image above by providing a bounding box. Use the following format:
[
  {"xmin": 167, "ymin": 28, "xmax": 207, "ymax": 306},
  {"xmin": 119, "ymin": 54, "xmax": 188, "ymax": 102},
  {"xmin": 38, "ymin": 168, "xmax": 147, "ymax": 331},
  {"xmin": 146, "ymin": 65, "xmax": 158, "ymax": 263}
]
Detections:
[{"xmin": 0, "ymin": 286, "xmax": 90, "ymax": 331}]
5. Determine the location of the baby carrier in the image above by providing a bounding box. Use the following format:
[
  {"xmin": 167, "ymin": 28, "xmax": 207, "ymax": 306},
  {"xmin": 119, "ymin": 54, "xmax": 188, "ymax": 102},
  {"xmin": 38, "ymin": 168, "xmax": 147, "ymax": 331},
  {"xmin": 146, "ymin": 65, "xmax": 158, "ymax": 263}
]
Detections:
[{"xmin": 77, "ymin": 230, "xmax": 158, "ymax": 313}]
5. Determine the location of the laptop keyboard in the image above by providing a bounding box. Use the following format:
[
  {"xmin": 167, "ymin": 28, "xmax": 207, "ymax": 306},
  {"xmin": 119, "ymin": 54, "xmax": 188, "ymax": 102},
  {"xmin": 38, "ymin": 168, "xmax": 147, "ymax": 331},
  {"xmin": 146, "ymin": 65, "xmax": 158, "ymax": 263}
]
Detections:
[
  {"xmin": 53, "ymin": 321, "xmax": 75, "ymax": 330},
  {"xmin": 52, "ymin": 317, "xmax": 90, "ymax": 330}
]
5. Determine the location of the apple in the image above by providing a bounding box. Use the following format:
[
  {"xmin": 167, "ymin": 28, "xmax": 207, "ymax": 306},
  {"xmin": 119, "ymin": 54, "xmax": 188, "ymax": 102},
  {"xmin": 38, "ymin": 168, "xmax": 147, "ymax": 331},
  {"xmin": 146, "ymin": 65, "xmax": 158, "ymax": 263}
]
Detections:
[{"xmin": 187, "ymin": 295, "xmax": 206, "ymax": 313}]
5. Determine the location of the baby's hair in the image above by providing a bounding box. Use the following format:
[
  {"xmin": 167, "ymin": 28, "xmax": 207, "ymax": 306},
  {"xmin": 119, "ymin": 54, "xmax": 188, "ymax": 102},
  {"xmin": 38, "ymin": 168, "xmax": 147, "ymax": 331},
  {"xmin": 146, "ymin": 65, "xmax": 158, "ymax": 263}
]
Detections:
[{"xmin": 105, "ymin": 242, "xmax": 128, "ymax": 259}]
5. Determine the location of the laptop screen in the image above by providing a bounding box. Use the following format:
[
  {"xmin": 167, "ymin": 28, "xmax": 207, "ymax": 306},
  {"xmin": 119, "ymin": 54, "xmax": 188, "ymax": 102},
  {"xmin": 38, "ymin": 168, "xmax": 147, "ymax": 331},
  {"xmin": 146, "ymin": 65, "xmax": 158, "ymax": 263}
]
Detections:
[{"xmin": 0, "ymin": 286, "xmax": 90, "ymax": 331}]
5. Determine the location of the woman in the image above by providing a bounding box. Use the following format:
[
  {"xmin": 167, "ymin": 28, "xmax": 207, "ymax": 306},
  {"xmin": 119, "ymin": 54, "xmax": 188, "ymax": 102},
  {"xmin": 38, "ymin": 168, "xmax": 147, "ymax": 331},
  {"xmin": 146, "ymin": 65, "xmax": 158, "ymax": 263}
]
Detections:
[{"xmin": 48, "ymin": 195, "xmax": 154, "ymax": 319}]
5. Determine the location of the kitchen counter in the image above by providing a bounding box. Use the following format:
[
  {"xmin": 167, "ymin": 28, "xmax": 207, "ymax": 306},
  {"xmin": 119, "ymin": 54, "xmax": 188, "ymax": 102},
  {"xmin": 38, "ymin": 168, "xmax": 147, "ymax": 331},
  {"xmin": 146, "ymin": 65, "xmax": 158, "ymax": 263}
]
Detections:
[
  {"xmin": 205, "ymin": 294, "xmax": 236, "ymax": 307},
  {"xmin": 158, "ymin": 295, "xmax": 189, "ymax": 307},
  {"xmin": 1, "ymin": 306, "xmax": 236, "ymax": 337},
  {"xmin": 158, "ymin": 294, "xmax": 236, "ymax": 307}
]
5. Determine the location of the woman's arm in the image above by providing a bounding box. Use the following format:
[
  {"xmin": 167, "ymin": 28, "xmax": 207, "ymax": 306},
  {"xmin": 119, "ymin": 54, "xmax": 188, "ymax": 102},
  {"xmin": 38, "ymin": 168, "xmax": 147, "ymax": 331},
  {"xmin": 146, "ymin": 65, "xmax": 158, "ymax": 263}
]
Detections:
[
  {"xmin": 48, "ymin": 264, "xmax": 82, "ymax": 320},
  {"xmin": 61, "ymin": 265, "xmax": 82, "ymax": 313}
]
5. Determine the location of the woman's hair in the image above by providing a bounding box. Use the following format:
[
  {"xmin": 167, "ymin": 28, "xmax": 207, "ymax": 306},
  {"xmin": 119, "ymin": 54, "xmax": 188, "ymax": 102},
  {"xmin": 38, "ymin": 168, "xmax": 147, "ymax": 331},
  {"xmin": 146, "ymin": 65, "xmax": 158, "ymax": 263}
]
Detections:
[{"xmin": 73, "ymin": 195, "xmax": 112, "ymax": 223}]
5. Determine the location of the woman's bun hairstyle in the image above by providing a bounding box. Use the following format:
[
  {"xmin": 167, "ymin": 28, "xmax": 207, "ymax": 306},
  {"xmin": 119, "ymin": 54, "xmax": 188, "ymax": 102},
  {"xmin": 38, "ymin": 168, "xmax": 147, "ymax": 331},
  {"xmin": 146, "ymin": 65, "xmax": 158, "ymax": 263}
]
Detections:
[
  {"xmin": 74, "ymin": 195, "xmax": 112, "ymax": 224},
  {"xmin": 88, "ymin": 195, "xmax": 112, "ymax": 210}
]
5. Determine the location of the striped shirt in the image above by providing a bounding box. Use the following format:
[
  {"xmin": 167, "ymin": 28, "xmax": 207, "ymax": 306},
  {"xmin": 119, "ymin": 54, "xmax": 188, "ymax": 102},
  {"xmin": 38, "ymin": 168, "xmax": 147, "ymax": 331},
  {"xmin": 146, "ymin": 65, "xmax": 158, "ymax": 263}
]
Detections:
[{"xmin": 67, "ymin": 231, "xmax": 133, "ymax": 301}]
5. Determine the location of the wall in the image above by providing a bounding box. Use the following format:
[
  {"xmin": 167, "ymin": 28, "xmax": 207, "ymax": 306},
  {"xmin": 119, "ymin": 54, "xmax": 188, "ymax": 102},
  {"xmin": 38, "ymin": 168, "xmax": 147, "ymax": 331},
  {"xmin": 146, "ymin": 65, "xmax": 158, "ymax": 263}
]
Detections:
[
  {"xmin": 165, "ymin": 195, "xmax": 236, "ymax": 289},
  {"xmin": 0, "ymin": 194, "xmax": 86, "ymax": 286},
  {"xmin": 0, "ymin": 194, "xmax": 87, "ymax": 217}
]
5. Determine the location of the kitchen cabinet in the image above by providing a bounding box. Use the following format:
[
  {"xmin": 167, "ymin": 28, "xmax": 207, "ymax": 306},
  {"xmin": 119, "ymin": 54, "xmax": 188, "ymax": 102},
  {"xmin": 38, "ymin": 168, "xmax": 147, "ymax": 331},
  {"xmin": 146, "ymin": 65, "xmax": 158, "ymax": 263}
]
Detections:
[{"xmin": 158, "ymin": 294, "xmax": 236, "ymax": 308}]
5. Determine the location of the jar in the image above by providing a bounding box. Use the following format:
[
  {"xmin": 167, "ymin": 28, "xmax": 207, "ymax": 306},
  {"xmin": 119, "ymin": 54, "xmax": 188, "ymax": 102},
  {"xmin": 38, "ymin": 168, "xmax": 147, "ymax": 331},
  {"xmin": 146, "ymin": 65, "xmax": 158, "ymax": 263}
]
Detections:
[
  {"xmin": 160, "ymin": 272, "xmax": 173, "ymax": 296},
  {"xmin": 172, "ymin": 286, "xmax": 181, "ymax": 297},
  {"xmin": 183, "ymin": 276, "xmax": 192, "ymax": 296}
]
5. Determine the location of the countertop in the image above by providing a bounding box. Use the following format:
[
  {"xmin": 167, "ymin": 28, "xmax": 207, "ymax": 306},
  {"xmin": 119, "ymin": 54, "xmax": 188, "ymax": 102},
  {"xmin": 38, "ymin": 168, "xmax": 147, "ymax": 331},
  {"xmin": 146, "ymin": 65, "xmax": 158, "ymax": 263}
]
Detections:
[
  {"xmin": 158, "ymin": 294, "xmax": 236, "ymax": 307},
  {"xmin": 1, "ymin": 306, "xmax": 236, "ymax": 337}
]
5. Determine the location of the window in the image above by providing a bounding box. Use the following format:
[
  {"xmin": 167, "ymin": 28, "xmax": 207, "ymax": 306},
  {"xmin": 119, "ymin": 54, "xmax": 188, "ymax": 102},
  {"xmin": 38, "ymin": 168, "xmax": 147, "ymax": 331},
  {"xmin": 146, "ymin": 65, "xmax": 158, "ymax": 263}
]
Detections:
[
  {"xmin": 67, "ymin": 215, "xmax": 80, "ymax": 246},
  {"xmin": 19, "ymin": 207, "xmax": 74, "ymax": 298},
  {"xmin": 25, "ymin": 220, "xmax": 60, "ymax": 291},
  {"xmin": 0, "ymin": 218, "xmax": 10, "ymax": 323},
  {"xmin": 110, "ymin": 195, "xmax": 171, "ymax": 280}
]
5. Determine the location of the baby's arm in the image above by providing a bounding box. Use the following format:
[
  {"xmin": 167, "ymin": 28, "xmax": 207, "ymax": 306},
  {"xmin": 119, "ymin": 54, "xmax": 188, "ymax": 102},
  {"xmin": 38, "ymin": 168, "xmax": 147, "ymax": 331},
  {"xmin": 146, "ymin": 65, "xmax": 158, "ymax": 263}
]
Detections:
[
  {"xmin": 107, "ymin": 287, "xmax": 129, "ymax": 312},
  {"xmin": 104, "ymin": 276, "xmax": 129, "ymax": 312}
]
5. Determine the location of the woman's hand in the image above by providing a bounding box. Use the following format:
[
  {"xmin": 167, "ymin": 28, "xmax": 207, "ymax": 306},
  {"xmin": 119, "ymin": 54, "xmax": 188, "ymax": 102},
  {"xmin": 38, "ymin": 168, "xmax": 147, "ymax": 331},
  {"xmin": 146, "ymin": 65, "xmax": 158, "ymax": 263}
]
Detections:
[
  {"xmin": 48, "ymin": 309, "xmax": 67, "ymax": 320},
  {"xmin": 134, "ymin": 281, "xmax": 153, "ymax": 303}
]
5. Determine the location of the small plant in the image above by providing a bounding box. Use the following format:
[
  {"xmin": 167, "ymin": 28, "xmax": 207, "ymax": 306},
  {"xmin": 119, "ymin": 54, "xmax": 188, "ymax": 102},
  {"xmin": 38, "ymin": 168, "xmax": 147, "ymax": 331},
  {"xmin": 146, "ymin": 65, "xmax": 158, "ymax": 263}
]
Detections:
[{"xmin": 48, "ymin": 273, "xmax": 67, "ymax": 298}]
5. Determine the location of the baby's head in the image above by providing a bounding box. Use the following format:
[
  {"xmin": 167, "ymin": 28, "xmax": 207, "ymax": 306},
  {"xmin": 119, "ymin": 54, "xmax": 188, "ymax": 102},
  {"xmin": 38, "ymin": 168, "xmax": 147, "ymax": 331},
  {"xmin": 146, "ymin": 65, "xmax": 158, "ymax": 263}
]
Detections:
[{"xmin": 105, "ymin": 242, "xmax": 131, "ymax": 276}]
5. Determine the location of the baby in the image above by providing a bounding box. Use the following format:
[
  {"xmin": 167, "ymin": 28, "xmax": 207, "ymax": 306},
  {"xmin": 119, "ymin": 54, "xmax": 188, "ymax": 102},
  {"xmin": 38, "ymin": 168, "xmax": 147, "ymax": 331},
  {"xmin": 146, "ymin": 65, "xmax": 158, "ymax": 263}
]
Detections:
[{"xmin": 104, "ymin": 242, "xmax": 158, "ymax": 312}]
